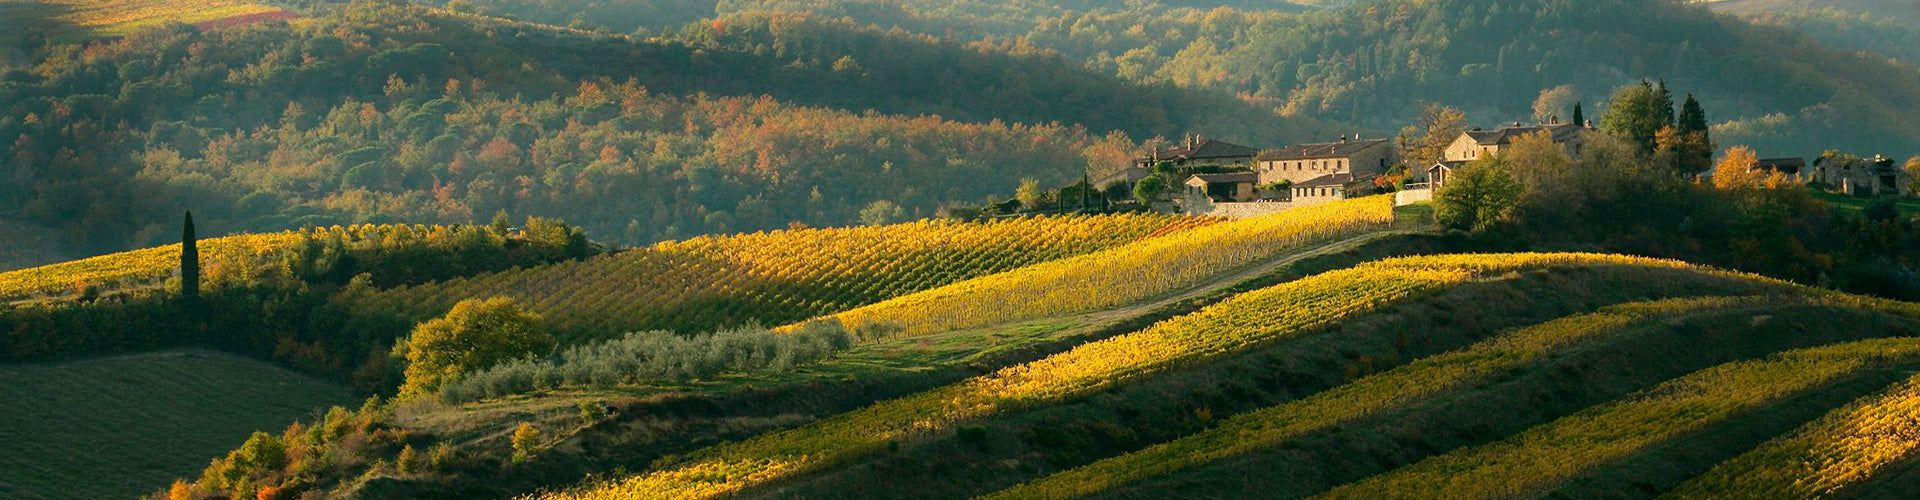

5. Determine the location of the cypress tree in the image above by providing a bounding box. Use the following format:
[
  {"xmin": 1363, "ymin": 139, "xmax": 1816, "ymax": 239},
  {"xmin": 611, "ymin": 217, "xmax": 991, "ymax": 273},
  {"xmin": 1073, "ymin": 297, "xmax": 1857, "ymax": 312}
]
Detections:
[
  {"xmin": 1653, "ymin": 79, "xmax": 1675, "ymax": 126},
  {"xmin": 1571, "ymin": 102, "xmax": 1584, "ymax": 126},
  {"xmin": 1678, "ymin": 94, "xmax": 1708, "ymax": 134},
  {"xmin": 181, "ymin": 210, "xmax": 199, "ymax": 304}
]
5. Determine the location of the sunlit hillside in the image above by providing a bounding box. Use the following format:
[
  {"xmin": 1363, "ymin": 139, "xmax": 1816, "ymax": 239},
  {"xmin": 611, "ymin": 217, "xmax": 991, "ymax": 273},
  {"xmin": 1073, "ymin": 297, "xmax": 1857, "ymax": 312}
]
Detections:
[{"xmin": 0, "ymin": 0, "xmax": 294, "ymax": 41}]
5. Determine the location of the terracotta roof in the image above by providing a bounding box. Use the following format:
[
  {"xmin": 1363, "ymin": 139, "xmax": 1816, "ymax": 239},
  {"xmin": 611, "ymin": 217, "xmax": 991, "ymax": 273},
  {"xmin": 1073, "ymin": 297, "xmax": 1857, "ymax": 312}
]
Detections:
[
  {"xmin": 1143, "ymin": 137, "xmax": 1259, "ymax": 162},
  {"xmin": 1187, "ymin": 172, "xmax": 1258, "ymax": 184},
  {"xmin": 1257, "ymin": 138, "xmax": 1391, "ymax": 161},
  {"xmin": 1465, "ymin": 123, "xmax": 1584, "ymax": 146}
]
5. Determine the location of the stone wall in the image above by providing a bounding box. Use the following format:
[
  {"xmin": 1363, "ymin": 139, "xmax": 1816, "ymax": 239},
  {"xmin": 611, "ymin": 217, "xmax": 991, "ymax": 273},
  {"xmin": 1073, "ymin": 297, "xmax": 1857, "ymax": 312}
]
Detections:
[{"xmin": 1395, "ymin": 187, "xmax": 1433, "ymax": 206}]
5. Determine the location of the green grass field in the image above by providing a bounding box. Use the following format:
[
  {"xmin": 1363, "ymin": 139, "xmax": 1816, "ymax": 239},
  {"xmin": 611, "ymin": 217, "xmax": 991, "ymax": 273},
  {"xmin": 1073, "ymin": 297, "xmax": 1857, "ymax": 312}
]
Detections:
[
  {"xmin": 1814, "ymin": 190, "xmax": 1920, "ymax": 216},
  {"xmin": 0, "ymin": 350, "xmax": 354, "ymax": 500}
]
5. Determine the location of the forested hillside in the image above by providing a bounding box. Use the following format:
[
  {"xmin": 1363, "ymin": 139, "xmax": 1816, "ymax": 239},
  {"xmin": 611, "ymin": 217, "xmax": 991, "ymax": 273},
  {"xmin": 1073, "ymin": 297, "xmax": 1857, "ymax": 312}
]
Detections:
[
  {"xmin": 1720, "ymin": 5, "xmax": 1920, "ymax": 62},
  {"xmin": 0, "ymin": 1, "xmax": 1312, "ymax": 257},
  {"xmin": 1704, "ymin": 0, "xmax": 1920, "ymax": 26},
  {"xmin": 444, "ymin": 0, "xmax": 1920, "ymax": 157}
]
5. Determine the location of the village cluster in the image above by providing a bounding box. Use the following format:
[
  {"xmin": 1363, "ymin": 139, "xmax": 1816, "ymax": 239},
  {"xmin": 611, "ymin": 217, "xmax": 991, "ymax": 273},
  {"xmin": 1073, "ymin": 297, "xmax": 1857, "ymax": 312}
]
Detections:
[{"xmin": 1103, "ymin": 122, "xmax": 1913, "ymax": 217}]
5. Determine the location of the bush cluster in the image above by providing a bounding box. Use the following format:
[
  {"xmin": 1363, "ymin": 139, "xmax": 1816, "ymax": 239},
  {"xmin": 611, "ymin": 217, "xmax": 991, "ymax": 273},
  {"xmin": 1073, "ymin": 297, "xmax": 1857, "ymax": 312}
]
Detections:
[{"xmin": 440, "ymin": 320, "xmax": 853, "ymax": 402}]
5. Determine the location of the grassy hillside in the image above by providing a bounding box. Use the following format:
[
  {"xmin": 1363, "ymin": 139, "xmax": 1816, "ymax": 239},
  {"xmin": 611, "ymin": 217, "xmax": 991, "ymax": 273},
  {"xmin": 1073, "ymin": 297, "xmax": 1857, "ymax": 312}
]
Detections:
[{"xmin": 0, "ymin": 350, "xmax": 353, "ymax": 500}]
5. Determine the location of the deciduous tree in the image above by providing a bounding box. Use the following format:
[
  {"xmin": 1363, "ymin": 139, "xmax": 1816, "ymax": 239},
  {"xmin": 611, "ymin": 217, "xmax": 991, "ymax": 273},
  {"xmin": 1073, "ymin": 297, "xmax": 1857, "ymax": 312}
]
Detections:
[
  {"xmin": 1533, "ymin": 85, "xmax": 1578, "ymax": 123},
  {"xmin": 1601, "ymin": 81, "xmax": 1667, "ymax": 154},
  {"xmin": 1396, "ymin": 103, "xmax": 1468, "ymax": 169},
  {"xmin": 1436, "ymin": 158, "xmax": 1521, "ymax": 233},
  {"xmin": 398, "ymin": 297, "xmax": 552, "ymax": 400}
]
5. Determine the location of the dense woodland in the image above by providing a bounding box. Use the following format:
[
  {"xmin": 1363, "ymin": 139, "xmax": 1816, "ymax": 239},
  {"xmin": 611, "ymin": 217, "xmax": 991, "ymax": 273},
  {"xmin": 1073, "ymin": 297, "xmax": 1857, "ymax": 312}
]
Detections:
[
  {"xmin": 0, "ymin": 1, "xmax": 1313, "ymax": 256},
  {"xmin": 9, "ymin": 0, "xmax": 1920, "ymax": 259},
  {"xmin": 438, "ymin": 0, "xmax": 1920, "ymax": 157}
]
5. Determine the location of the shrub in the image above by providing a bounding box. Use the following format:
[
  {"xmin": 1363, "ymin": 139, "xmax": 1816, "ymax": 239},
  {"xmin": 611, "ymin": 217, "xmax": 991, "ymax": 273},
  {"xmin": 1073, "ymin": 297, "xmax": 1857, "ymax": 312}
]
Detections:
[
  {"xmin": 579, "ymin": 402, "xmax": 609, "ymax": 425},
  {"xmin": 511, "ymin": 423, "xmax": 540, "ymax": 464},
  {"xmin": 440, "ymin": 320, "xmax": 853, "ymax": 402},
  {"xmin": 396, "ymin": 445, "xmax": 422, "ymax": 474}
]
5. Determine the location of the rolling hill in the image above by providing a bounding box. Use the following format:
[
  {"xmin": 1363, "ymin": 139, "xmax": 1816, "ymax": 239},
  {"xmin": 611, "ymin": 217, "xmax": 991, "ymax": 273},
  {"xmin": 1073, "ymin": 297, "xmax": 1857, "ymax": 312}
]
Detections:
[{"xmin": 75, "ymin": 196, "xmax": 1916, "ymax": 500}]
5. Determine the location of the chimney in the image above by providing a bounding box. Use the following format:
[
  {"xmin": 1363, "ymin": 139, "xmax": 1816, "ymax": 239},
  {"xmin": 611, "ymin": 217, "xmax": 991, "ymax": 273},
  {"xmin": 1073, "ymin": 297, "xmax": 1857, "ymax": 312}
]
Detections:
[
  {"xmin": 1548, "ymin": 114, "xmax": 1559, "ymax": 124},
  {"xmin": 1339, "ymin": 134, "xmax": 1348, "ymax": 143},
  {"xmin": 1585, "ymin": 119, "xmax": 1594, "ymax": 129}
]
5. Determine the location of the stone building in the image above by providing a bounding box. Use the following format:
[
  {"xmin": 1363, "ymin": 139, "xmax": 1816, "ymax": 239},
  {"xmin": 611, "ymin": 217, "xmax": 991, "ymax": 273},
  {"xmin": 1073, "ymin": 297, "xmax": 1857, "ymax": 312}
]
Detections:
[
  {"xmin": 1255, "ymin": 137, "xmax": 1396, "ymax": 188},
  {"xmin": 1182, "ymin": 172, "xmax": 1259, "ymax": 202},
  {"xmin": 1428, "ymin": 122, "xmax": 1588, "ymax": 187},
  {"xmin": 1811, "ymin": 153, "xmax": 1911, "ymax": 197}
]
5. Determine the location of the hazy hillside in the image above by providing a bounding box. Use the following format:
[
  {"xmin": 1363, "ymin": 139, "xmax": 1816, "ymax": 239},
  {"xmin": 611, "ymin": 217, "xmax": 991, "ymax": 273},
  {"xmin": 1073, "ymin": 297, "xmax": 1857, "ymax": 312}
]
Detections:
[{"xmin": 1703, "ymin": 0, "xmax": 1920, "ymax": 26}]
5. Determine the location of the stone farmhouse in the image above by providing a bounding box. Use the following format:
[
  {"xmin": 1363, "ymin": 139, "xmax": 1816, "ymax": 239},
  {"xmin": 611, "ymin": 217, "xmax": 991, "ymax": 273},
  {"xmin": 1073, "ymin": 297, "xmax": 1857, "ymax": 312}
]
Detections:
[
  {"xmin": 1811, "ymin": 154, "xmax": 1912, "ymax": 197},
  {"xmin": 1166, "ymin": 135, "xmax": 1399, "ymax": 217},
  {"xmin": 1256, "ymin": 137, "xmax": 1397, "ymax": 203},
  {"xmin": 1427, "ymin": 121, "xmax": 1589, "ymax": 187},
  {"xmin": 1177, "ymin": 136, "xmax": 1396, "ymax": 204}
]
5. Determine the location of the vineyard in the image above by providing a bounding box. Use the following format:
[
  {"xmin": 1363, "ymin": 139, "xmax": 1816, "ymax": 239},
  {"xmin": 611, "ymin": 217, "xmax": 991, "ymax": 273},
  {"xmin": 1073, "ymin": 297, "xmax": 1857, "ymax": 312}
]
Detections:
[
  {"xmin": 362, "ymin": 213, "xmax": 1214, "ymax": 342},
  {"xmin": 0, "ymin": 232, "xmax": 302, "ymax": 303},
  {"xmin": 1316, "ymin": 338, "xmax": 1920, "ymax": 499},
  {"xmin": 1664, "ymin": 370, "xmax": 1920, "ymax": 498},
  {"xmin": 536, "ymin": 252, "xmax": 1726, "ymax": 500},
  {"xmin": 81, "ymin": 227, "xmax": 1920, "ymax": 499},
  {"xmin": 8, "ymin": 0, "xmax": 292, "ymax": 40},
  {"xmin": 829, "ymin": 195, "xmax": 1397, "ymax": 338},
  {"xmin": 979, "ymin": 296, "xmax": 1777, "ymax": 500}
]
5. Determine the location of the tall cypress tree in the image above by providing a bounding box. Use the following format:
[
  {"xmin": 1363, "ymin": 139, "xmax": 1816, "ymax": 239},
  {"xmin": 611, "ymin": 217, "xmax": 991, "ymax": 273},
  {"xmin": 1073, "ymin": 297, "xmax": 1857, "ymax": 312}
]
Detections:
[
  {"xmin": 1571, "ymin": 102, "xmax": 1584, "ymax": 126},
  {"xmin": 181, "ymin": 210, "xmax": 200, "ymax": 304},
  {"xmin": 1678, "ymin": 94, "xmax": 1708, "ymax": 134},
  {"xmin": 1653, "ymin": 79, "xmax": 1676, "ymax": 126}
]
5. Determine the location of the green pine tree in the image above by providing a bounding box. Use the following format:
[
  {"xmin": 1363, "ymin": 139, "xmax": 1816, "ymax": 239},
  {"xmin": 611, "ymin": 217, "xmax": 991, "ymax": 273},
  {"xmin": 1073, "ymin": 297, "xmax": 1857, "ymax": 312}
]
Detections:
[{"xmin": 1571, "ymin": 102, "xmax": 1584, "ymax": 126}]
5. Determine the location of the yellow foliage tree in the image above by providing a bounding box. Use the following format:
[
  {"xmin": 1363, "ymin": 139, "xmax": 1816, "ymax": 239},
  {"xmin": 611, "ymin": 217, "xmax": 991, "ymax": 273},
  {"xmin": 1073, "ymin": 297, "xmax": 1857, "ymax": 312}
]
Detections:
[
  {"xmin": 1712, "ymin": 145, "xmax": 1785, "ymax": 190},
  {"xmin": 398, "ymin": 297, "xmax": 553, "ymax": 400}
]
